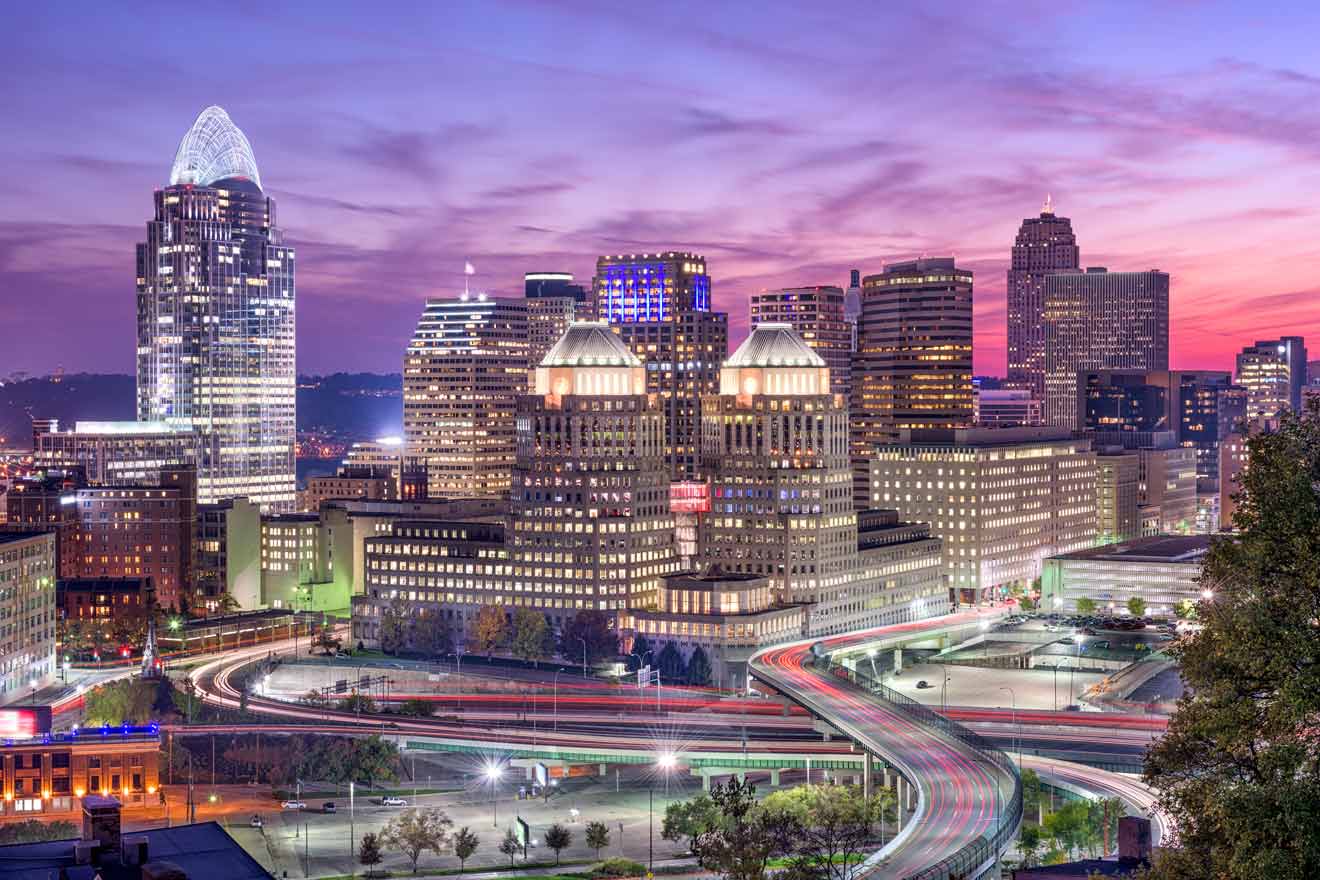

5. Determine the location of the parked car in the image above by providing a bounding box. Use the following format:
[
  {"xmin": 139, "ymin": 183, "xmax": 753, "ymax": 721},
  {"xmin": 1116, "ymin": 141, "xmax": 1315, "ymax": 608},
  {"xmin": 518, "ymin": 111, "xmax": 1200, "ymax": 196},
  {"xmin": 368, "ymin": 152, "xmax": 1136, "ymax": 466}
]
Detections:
[
  {"xmin": 1081, "ymin": 627, "xmax": 1099, "ymax": 636},
  {"xmin": 281, "ymin": 800, "xmax": 306, "ymax": 810},
  {"xmin": 250, "ymin": 815, "xmax": 264, "ymax": 829},
  {"xmin": 382, "ymin": 796, "xmax": 407, "ymax": 807},
  {"xmin": 322, "ymin": 802, "xmax": 337, "ymax": 814},
  {"xmin": 915, "ymin": 680, "xmax": 932, "ymax": 689},
  {"xmin": 1093, "ymin": 640, "xmax": 1111, "ymax": 650},
  {"xmin": 1059, "ymin": 636, "xmax": 1076, "ymax": 645}
]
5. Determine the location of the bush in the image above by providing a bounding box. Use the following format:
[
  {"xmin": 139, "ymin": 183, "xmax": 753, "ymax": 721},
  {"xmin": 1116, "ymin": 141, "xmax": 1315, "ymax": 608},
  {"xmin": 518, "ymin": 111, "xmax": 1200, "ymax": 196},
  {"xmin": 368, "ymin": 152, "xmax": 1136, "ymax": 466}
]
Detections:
[
  {"xmin": 0, "ymin": 820, "xmax": 78, "ymax": 844},
  {"xmin": 594, "ymin": 857, "xmax": 647, "ymax": 878},
  {"xmin": 399, "ymin": 698, "xmax": 436, "ymax": 717}
]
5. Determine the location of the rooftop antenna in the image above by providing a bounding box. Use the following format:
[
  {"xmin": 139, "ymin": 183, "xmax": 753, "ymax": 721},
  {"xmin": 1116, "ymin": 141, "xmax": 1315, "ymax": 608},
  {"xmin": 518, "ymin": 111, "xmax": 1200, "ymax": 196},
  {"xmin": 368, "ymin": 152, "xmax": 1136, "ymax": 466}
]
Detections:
[
  {"xmin": 1043, "ymin": 193, "xmax": 1054, "ymax": 214},
  {"xmin": 464, "ymin": 260, "xmax": 475, "ymax": 297}
]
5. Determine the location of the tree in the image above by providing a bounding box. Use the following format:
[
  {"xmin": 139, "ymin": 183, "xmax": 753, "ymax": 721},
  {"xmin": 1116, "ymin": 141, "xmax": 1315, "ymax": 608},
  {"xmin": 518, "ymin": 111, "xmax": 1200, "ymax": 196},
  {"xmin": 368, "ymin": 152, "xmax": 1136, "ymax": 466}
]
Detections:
[
  {"xmin": 586, "ymin": 820, "xmax": 611, "ymax": 859},
  {"xmin": 657, "ymin": 641, "xmax": 686, "ymax": 683},
  {"xmin": 380, "ymin": 596, "xmax": 411, "ymax": 654},
  {"xmin": 83, "ymin": 679, "xmax": 166, "ymax": 725},
  {"xmin": 382, "ymin": 807, "xmax": 453, "ymax": 874},
  {"xmin": 1042, "ymin": 801, "xmax": 1089, "ymax": 860},
  {"xmin": 544, "ymin": 822, "xmax": 572, "ymax": 865},
  {"xmin": 0, "ymin": 820, "xmax": 78, "ymax": 844},
  {"xmin": 560, "ymin": 609, "xmax": 617, "ymax": 668},
  {"xmin": 472, "ymin": 605, "xmax": 508, "ymax": 658},
  {"xmin": 691, "ymin": 777, "xmax": 798, "ymax": 880},
  {"xmin": 343, "ymin": 693, "xmax": 377, "ymax": 714},
  {"xmin": 358, "ymin": 832, "xmax": 384, "ymax": 878},
  {"xmin": 1021, "ymin": 768, "xmax": 1044, "ymax": 824},
  {"xmin": 499, "ymin": 827, "xmax": 522, "ymax": 866},
  {"xmin": 1075, "ymin": 597, "xmax": 1097, "ymax": 615},
  {"xmin": 629, "ymin": 633, "xmax": 653, "ymax": 671},
  {"xmin": 399, "ymin": 698, "xmax": 437, "ymax": 717},
  {"xmin": 299, "ymin": 689, "xmax": 326, "ymax": 707},
  {"xmin": 761, "ymin": 784, "xmax": 895, "ymax": 880},
  {"xmin": 663, "ymin": 793, "xmax": 722, "ymax": 853},
  {"xmin": 413, "ymin": 611, "xmax": 453, "ymax": 658},
  {"xmin": 1018, "ymin": 823, "xmax": 1044, "ymax": 868},
  {"xmin": 510, "ymin": 607, "xmax": 549, "ymax": 665},
  {"xmin": 1173, "ymin": 598, "xmax": 1197, "ymax": 620},
  {"xmin": 1018, "ymin": 595, "xmax": 1037, "ymax": 613},
  {"xmin": 1141, "ymin": 402, "xmax": 1320, "ymax": 880},
  {"xmin": 453, "ymin": 825, "xmax": 479, "ymax": 873},
  {"xmin": 538, "ymin": 614, "xmax": 558, "ymax": 661},
  {"xmin": 1126, "ymin": 596, "xmax": 1148, "ymax": 619},
  {"xmin": 686, "ymin": 645, "xmax": 712, "ymax": 687}
]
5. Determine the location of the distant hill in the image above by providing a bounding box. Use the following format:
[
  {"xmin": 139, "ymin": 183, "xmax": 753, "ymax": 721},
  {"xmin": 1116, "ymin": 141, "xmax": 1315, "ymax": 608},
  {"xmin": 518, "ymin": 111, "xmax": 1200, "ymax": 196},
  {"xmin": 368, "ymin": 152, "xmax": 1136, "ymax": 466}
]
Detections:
[{"xmin": 0, "ymin": 373, "xmax": 402, "ymax": 447}]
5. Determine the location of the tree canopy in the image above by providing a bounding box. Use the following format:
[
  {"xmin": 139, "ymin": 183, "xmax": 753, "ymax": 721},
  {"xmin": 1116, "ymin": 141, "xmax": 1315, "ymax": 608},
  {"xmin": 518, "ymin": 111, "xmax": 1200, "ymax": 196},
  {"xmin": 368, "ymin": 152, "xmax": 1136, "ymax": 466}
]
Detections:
[
  {"xmin": 1142, "ymin": 400, "xmax": 1320, "ymax": 879},
  {"xmin": 561, "ymin": 609, "xmax": 617, "ymax": 667}
]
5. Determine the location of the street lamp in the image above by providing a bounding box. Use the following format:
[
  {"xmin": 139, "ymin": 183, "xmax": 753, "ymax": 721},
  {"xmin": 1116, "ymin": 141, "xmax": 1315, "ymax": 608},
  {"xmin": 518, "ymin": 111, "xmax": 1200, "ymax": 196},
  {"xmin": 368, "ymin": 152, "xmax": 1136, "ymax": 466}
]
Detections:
[
  {"xmin": 553, "ymin": 669, "xmax": 562, "ymax": 733},
  {"xmin": 484, "ymin": 761, "xmax": 502, "ymax": 827},
  {"xmin": 999, "ymin": 686, "xmax": 1019, "ymax": 770},
  {"xmin": 1200, "ymin": 588, "xmax": 1214, "ymax": 601},
  {"xmin": 657, "ymin": 752, "xmax": 676, "ymax": 799},
  {"xmin": 940, "ymin": 668, "xmax": 952, "ymax": 713},
  {"xmin": 576, "ymin": 636, "xmax": 588, "ymax": 678},
  {"xmin": 1069, "ymin": 635, "xmax": 1086, "ymax": 705}
]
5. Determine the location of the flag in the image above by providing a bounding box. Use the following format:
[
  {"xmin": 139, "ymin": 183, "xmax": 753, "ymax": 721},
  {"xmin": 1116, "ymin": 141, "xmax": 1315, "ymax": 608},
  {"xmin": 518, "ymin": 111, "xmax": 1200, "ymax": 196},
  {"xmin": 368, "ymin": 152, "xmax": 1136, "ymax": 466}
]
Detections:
[{"xmin": 464, "ymin": 261, "xmax": 476, "ymax": 276}]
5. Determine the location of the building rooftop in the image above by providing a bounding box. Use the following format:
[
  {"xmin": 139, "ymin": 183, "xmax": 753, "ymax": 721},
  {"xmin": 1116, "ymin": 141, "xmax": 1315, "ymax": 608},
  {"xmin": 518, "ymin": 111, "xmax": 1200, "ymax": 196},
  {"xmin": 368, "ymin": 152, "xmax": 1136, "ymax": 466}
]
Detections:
[
  {"xmin": 169, "ymin": 105, "xmax": 262, "ymax": 190},
  {"xmin": 0, "ymin": 821, "xmax": 270, "ymax": 880},
  {"xmin": 0, "ymin": 531, "xmax": 52, "ymax": 546},
  {"xmin": 540, "ymin": 322, "xmax": 640, "ymax": 368},
  {"xmin": 725, "ymin": 324, "xmax": 825, "ymax": 369},
  {"xmin": 1053, "ymin": 534, "xmax": 1212, "ymax": 563}
]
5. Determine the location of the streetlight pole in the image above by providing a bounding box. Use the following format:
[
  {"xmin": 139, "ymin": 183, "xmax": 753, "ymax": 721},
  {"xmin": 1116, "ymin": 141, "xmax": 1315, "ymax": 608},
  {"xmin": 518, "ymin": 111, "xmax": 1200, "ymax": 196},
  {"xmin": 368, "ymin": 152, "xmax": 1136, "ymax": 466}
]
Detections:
[
  {"xmin": 553, "ymin": 670, "xmax": 561, "ymax": 733},
  {"xmin": 577, "ymin": 636, "xmax": 588, "ymax": 678},
  {"xmin": 999, "ymin": 686, "xmax": 1019, "ymax": 770},
  {"xmin": 648, "ymin": 787, "xmax": 654, "ymax": 875}
]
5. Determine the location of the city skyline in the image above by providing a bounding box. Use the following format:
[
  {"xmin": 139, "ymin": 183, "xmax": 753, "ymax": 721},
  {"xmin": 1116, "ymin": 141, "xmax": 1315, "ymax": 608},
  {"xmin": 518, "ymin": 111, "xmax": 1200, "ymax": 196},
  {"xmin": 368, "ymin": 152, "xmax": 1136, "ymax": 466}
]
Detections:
[{"xmin": 5, "ymin": 4, "xmax": 1320, "ymax": 377}]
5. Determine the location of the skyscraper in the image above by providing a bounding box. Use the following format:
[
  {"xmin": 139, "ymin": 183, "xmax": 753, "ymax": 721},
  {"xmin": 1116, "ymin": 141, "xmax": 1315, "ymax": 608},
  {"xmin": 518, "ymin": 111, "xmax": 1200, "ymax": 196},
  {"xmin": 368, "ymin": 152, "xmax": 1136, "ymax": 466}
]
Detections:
[
  {"xmin": 1041, "ymin": 268, "xmax": 1170, "ymax": 430},
  {"xmin": 402, "ymin": 295, "xmax": 528, "ymax": 498},
  {"xmin": 524, "ymin": 272, "xmax": 585, "ymax": 376},
  {"xmin": 1235, "ymin": 337, "xmax": 1307, "ymax": 419},
  {"xmin": 701, "ymin": 325, "xmax": 945, "ymax": 633},
  {"xmin": 136, "ymin": 106, "xmax": 295, "ymax": 511},
  {"xmin": 844, "ymin": 268, "xmax": 863, "ymax": 352},
  {"xmin": 594, "ymin": 252, "xmax": 727, "ymax": 480},
  {"xmin": 850, "ymin": 257, "xmax": 973, "ymax": 504},
  {"xmin": 1007, "ymin": 197, "xmax": 1081, "ymax": 396},
  {"xmin": 749, "ymin": 286, "xmax": 852, "ymax": 396}
]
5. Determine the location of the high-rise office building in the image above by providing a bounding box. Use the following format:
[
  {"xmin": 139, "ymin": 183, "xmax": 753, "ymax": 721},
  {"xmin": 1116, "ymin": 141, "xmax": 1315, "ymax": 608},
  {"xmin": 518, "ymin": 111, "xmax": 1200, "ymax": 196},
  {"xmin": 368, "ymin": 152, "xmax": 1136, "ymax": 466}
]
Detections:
[
  {"xmin": 509, "ymin": 322, "xmax": 680, "ymax": 625},
  {"xmin": 402, "ymin": 295, "xmax": 528, "ymax": 499},
  {"xmin": 974, "ymin": 386, "xmax": 1043, "ymax": 427},
  {"xmin": 1041, "ymin": 268, "xmax": 1170, "ymax": 430},
  {"xmin": 136, "ymin": 106, "xmax": 295, "ymax": 511},
  {"xmin": 595, "ymin": 252, "xmax": 727, "ymax": 480},
  {"xmin": 1235, "ymin": 337, "xmax": 1307, "ymax": 419},
  {"xmin": 525, "ymin": 272, "xmax": 590, "ymax": 371},
  {"xmin": 851, "ymin": 257, "xmax": 973, "ymax": 504},
  {"xmin": 750, "ymin": 287, "xmax": 852, "ymax": 396},
  {"xmin": 701, "ymin": 325, "xmax": 945, "ymax": 634},
  {"xmin": 844, "ymin": 268, "xmax": 863, "ymax": 352},
  {"xmin": 33, "ymin": 420, "xmax": 203, "ymax": 486},
  {"xmin": 1095, "ymin": 451, "xmax": 1140, "ymax": 544},
  {"xmin": 1007, "ymin": 196, "xmax": 1081, "ymax": 396},
  {"xmin": 0, "ymin": 533, "xmax": 57, "ymax": 704},
  {"xmin": 868, "ymin": 427, "xmax": 1096, "ymax": 604}
]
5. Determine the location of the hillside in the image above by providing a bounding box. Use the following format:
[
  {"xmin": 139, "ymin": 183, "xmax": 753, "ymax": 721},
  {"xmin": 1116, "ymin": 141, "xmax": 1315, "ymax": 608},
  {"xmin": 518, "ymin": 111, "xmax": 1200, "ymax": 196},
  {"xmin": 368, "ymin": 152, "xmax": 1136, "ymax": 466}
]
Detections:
[{"xmin": 0, "ymin": 373, "xmax": 402, "ymax": 447}]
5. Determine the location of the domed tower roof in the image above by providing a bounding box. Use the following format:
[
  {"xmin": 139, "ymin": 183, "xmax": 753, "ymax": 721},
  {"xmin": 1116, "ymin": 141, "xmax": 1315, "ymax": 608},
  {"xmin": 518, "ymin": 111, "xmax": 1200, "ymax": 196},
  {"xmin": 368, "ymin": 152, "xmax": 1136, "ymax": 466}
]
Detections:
[
  {"xmin": 725, "ymin": 324, "xmax": 826, "ymax": 368},
  {"xmin": 169, "ymin": 105, "xmax": 263, "ymax": 190},
  {"xmin": 539, "ymin": 321, "xmax": 640, "ymax": 368}
]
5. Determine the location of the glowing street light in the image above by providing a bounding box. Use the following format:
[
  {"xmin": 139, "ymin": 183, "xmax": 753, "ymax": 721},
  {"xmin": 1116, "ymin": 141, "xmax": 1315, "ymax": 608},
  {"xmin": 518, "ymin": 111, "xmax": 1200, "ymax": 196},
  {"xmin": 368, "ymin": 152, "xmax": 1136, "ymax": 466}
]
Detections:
[
  {"xmin": 1200, "ymin": 588, "xmax": 1214, "ymax": 601},
  {"xmin": 484, "ymin": 761, "xmax": 502, "ymax": 827}
]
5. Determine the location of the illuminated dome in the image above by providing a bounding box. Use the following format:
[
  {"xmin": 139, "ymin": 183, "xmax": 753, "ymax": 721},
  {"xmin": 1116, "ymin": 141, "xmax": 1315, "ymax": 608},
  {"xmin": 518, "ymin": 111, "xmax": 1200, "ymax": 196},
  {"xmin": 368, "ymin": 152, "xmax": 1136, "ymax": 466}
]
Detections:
[
  {"xmin": 721, "ymin": 323, "xmax": 831, "ymax": 397},
  {"xmin": 539, "ymin": 322, "xmax": 640, "ymax": 368},
  {"xmin": 169, "ymin": 105, "xmax": 262, "ymax": 189},
  {"xmin": 725, "ymin": 324, "xmax": 826, "ymax": 368},
  {"xmin": 534, "ymin": 322, "xmax": 645, "ymax": 397}
]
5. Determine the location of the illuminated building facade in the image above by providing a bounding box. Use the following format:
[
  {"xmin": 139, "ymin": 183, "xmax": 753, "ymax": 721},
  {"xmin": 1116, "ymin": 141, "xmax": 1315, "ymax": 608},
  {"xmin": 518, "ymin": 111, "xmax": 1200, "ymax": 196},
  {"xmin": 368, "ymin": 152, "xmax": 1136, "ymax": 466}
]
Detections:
[
  {"xmin": 1041, "ymin": 535, "xmax": 1210, "ymax": 617},
  {"xmin": 1041, "ymin": 268, "xmax": 1170, "ymax": 430},
  {"xmin": 32, "ymin": 420, "xmax": 204, "ymax": 486},
  {"xmin": 525, "ymin": 271, "xmax": 590, "ymax": 372},
  {"xmin": 701, "ymin": 325, "xmax": 945, "ymax": 634},
  {"xmin": 0, "ymin": 532, "xmax": 57, "ymax": 705},
  {"xmin": 867, "ymin": 427, "xmax": 1096, "ymax": 604},
  {"xmin": 402, "ymin": 295, "xmax": 529, "ymax": 499},
  {"xmin": 1137, "ymin": 446, "xmax": 1198, "ymax": 535},
  {"xmin": 596, "ymin": 252, "xmax": 727, "ymax": 479},
  {"xmin": 750, "ymin": 286, "xmax": 852, "ymax": 396},
  {"xmin": 974, "ymin": 387, "xmax": 1043, "ymax": 427},
  {"xmin": 1235, "ymin": 336, "xmax": 1307, "ymax": 419},
  {"xmin": 851, "ymin": 257, "xmax": 973, "ymax": 505},
  {"xmin": 1095, "ymin": 451, "xmax": 1140, "ymax": 544},
  {"xmin": 136, "ymin": 106, "xmax": 295, "ymax": 511},
  {"xmin": 1007, "ymin": 197, "xmax": 1080, "ymax": 396}
]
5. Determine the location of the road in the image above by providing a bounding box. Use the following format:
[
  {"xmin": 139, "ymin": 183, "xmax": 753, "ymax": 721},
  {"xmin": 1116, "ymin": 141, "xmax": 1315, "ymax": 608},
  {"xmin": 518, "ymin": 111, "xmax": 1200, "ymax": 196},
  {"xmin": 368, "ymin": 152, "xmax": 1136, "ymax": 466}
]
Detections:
[{"xmin": 752, "ymin": 613, "xmax": 1020, "ymax": 880}]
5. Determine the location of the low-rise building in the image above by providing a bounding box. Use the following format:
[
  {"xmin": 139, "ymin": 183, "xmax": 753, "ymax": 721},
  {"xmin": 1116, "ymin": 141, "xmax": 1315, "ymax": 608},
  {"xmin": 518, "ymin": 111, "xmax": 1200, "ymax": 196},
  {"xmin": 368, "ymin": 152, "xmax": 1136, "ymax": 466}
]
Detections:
[
  {"xmin": 628, "ymin": 570, "xmax": 806, "ymax": 691},
  {"xmin": 57, "ymin": 578, "xmax": 155, "ymax": 627},
  {"xmin": 0, "ymin": 532, "xmax": 57, "ymax": 705},
  {"xmin": 1095, "ymin": 451, "xmax": 1139, "ymax": 544},
  {"xmin": 0, "ymin": 728, "xmax": 161, "ymax": 816},
  {"xmin": 1040, "ymin": 535, "xmax": 1211, "ymax": 616}
]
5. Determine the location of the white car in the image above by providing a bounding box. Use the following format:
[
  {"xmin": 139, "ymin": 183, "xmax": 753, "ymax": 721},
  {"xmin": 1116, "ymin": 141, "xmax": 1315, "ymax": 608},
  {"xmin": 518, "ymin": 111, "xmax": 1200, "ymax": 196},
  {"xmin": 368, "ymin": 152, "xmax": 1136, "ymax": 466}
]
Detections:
[
  {"xmin": 381, "ymin": 796, "xmax": 407, "ymax": 807},
  {"xmin": 281, "ymin": 800, "xmax": 306, "ymax": 810}
]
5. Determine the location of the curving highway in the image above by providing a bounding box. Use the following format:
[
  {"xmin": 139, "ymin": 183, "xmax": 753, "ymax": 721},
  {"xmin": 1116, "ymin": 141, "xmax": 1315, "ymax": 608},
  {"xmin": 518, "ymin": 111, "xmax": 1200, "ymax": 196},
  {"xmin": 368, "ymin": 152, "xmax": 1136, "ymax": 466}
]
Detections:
[{"xmin": 751, "ymin": 613, "xmax": 1021, "ymax": 880}]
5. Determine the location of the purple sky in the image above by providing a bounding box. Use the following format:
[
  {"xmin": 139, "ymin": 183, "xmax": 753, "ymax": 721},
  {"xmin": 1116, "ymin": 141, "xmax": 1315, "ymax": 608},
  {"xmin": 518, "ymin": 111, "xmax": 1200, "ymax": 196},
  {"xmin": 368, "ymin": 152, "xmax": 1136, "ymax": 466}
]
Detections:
[{"xmin": 4, "ymin": 1, "xmax": 1320, "ymax": 377}]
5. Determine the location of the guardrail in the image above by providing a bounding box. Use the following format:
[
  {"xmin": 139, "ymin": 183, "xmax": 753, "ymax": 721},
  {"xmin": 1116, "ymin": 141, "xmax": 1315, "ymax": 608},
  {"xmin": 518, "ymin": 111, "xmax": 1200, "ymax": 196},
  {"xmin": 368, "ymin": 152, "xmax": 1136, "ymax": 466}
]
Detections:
[{"xmin": 811, "ymin": 651, "xmax": 1023, "ymax": 880}]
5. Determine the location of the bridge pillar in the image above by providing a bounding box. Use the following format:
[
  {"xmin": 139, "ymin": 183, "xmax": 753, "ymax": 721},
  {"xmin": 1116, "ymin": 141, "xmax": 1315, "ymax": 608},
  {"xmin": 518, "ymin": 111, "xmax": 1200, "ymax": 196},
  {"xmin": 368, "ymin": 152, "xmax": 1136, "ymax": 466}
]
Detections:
[
  {"xmin": 703, "ymin": 771, "xmax": 711, "ymax": 791},
  {"xmin": 598, "ymin": 764, "xmax": 608, "ymax": 777},
  {"xmin": 525, "ymin": 766, "xmax": 535, "ymax": 781},
  {"xmin": 862, "ymin": 753, "xmax": 872, "ymax": 800},
  {"xmin": 770, "ymin": 769, "xmax": 781, "ymax": 786},
  {"xmin": 893, "ymin": 648, "xmax": 903, "ymax": 674},
  {"xmin": 812, "ymin": 720, "xmax": 836, "ymax": 742}
]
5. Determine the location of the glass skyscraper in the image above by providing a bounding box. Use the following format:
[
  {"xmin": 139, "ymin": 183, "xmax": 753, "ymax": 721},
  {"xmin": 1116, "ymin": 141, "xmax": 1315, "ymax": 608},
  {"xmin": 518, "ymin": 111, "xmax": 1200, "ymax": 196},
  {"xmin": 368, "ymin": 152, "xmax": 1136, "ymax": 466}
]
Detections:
[
  {"xmin": 1007, "ymin": 197, "xmax": 1081, "ymax": 396},
  {"xmin": 136, "ymin": 106, "xmax": 296, "ymax": 511}
]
